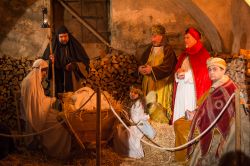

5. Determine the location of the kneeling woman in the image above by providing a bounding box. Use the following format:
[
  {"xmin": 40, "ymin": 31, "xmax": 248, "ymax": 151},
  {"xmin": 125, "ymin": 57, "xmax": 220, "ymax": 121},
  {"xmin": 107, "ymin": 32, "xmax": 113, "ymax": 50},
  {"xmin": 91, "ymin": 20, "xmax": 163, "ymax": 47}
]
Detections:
[
  {"xmin": 113, "ymin": 85, "xmax": 156, "ymax": 158},
  {"xmin": 21, "ymin": 59, "xmax": 71, "ymax": 159}
]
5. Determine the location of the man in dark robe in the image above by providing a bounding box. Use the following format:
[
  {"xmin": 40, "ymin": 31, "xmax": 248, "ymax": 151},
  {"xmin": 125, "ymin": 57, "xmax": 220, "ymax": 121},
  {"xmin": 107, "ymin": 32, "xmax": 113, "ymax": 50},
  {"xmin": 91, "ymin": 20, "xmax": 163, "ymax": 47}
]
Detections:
[{"xmin": 42, "ymin": 26, "xmax": 90, "ymax": 96}]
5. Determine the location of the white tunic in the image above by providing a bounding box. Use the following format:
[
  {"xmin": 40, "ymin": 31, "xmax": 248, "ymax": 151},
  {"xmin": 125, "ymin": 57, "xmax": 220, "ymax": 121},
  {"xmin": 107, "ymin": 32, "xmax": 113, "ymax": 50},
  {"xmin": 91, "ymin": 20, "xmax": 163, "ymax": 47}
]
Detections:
[
  {"xmin": 173, "ymin": 70, "xmax": 196, "ymax": 122},
  {"xmin": 113, "ymin": 100, "xmax": 155, "ymax": 158}
]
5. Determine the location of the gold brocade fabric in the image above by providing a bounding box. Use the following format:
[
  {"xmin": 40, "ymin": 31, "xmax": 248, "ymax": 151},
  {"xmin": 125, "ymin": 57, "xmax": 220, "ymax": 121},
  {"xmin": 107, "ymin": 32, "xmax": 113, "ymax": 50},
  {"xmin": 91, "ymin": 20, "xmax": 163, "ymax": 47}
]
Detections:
[
  {"xmin": 174, "ymin": 117, "xmax": 191, "ymax": 162},
  {"xmin": 142, "ymin": 47, "xmax": 173, "ymax": 123}
]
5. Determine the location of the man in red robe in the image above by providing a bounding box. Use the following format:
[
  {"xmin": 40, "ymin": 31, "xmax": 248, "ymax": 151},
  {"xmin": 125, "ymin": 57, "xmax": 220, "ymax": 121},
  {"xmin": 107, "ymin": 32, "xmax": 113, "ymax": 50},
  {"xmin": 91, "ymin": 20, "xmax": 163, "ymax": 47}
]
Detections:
[
  {"xmin": 187, "ymin": 57, "xmax": 250, "ymax": 166},
  {"xmin": 172, "ymin": 27, "xmax": 212, "ymax": 161}
]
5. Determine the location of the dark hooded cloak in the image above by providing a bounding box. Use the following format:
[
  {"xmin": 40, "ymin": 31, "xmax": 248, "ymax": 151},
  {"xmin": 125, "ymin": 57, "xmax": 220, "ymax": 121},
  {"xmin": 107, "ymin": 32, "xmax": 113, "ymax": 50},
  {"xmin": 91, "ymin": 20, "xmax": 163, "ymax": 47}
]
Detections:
[{"xmin": 42, "ymin": 26, "xmax": 90, "ymax": 95}]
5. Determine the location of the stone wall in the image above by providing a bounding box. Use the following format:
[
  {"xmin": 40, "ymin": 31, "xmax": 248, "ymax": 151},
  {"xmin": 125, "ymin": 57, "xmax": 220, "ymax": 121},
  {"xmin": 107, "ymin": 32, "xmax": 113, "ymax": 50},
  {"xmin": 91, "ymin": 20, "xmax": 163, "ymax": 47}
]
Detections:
[
  {"xmin": 110, "ymin": 0, "xmax": 250, "ymax": 55},
  {"xmin": 1, "ymin": 0, "xmax": 250, "ymax": 58},
  {"xmin": 110, "ymin": 0, "xmax": 202, "ymax": 56},
  {"xmin": 0, "ymin": 0, "xmax": 249, "ymax": 130},
  {"xmin": 0, "ymin": 0, "xmax": 48, "ymax": 59},
  {"xmin": 193, "ymin": 0, "xmax": 250, "ymax": 53}
]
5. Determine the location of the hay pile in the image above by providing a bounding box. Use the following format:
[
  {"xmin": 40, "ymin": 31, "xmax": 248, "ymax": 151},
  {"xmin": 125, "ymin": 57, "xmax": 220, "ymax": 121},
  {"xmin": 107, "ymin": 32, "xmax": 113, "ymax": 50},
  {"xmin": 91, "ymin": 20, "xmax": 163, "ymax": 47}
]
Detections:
[{"xmin": 116, "ymin": 122, "xmax": 180, "ymax": 166}]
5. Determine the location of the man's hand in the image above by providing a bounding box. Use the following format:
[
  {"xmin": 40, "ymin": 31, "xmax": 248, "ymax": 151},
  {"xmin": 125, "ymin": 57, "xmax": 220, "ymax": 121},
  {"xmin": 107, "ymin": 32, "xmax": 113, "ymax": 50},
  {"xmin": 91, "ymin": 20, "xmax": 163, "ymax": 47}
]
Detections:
[
  {"xmin": 65, "ymin": 63, "xmax": 72, "ymax": 71},
  {"xmin": 185, "ymin": 110, "xmax": 196, "ymax": 120},
  {"xmin": 138, "ymin": 66, "xmax": 146, "ymax": 75},
  {"xmin": 138, "ymin": 65, "xmax": 152, "ymax": 75},
  {"xmin": 49, "ymin": 54, "xmax": 55, "ymax": 64},
  {"xmin": 176, "ymin": 68, "xmax": 185, "ymax": 79},
  {"xmin": 144, "ymin": 65, "xmax": 152, "ymax": 74}
]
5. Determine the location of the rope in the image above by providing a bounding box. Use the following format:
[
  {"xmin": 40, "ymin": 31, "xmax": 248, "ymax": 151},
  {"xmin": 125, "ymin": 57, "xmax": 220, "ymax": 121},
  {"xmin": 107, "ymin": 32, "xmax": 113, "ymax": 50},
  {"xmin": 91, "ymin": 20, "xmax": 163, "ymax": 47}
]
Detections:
[
  {"xmin": 69, "ymin": 91, "xmax": 96, "ymax": 114},
  {"xmin": 105, "ymin": 91, "xmax": 235, "ymax": 151},
  {"xmin": 0, "ymin": 120, "xmax": 64, "ymax": 138},
  {"xmin": 64, "ymin": 109, "xmax": 85, "ymax": 150},
  {"xmin": 0, "ymin": 91, "xmax": 95, "ymax": 138},
  {"xmin": 0, "ymin": 88, "xmax": 235, "ymax": 152}
]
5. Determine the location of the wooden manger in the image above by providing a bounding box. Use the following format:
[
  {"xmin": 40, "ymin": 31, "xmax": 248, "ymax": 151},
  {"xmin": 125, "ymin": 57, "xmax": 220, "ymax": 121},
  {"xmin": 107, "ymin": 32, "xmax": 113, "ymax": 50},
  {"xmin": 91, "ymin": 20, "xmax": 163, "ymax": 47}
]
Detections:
[{"xmin": 60, "ymin": 87, "xmax": 121, "ymax": 149}]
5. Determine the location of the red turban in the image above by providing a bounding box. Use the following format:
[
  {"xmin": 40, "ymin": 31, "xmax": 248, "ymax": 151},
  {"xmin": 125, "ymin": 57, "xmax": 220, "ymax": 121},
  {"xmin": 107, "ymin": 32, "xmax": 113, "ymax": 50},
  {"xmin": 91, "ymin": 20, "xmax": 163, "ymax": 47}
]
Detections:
[{"xmin": 187, "ymin": 27, "xmax": 201, "ymax": 41}]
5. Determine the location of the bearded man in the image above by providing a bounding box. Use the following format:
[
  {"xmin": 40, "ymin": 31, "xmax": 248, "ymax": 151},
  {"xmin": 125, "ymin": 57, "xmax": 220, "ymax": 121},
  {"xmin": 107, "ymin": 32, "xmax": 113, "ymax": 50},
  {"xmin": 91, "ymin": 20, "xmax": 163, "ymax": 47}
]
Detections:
[
  {"xmin": 137, "ymin": 24, "xmax": 177, "ymax": 123},
  {"xmin": 42, "ymin": 26, "xmax": 90, "ymax": 96}
]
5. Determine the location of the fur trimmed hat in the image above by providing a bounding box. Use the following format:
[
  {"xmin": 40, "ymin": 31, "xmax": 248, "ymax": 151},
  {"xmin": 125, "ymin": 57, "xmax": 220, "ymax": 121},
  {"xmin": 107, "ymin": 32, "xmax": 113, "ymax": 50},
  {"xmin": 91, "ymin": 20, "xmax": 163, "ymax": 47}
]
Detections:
[{"xmin": 151, "ymin": 24, "xmax": 166, "ymax": 35}]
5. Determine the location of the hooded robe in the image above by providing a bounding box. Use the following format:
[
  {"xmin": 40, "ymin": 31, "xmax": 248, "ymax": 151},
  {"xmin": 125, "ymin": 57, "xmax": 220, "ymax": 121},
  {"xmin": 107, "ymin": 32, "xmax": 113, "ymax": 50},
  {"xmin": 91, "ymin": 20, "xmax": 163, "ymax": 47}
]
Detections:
[
  {"xmin": 42, "ymin": 26, "xmax": 90, "ymax": 95},
  {"xmin": 21, "ymin": 59, "xmax": 71, "ymax": 159}
]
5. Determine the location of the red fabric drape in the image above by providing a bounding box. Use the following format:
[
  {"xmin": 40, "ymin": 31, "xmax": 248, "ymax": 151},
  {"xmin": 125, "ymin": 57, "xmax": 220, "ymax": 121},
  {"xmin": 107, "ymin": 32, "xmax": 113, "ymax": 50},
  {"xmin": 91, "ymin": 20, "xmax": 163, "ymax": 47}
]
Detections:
[
  {"xmin": 171, "ymin": 41, "xmax": 212, "ymax": 124},
  {"xmin": 187, "ymin": 80, "xmax": 237, "ymax": 156}
]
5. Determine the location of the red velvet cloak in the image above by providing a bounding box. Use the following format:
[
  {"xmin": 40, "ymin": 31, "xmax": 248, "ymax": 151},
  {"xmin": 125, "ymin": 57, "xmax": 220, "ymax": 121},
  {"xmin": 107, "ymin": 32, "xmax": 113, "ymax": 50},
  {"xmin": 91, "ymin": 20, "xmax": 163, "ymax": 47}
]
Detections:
[
  {"xmin": 187, "ymin": 79, "xmax": 237, "ymax": 157},
  {"xmin": 171, "ymin": 42, "xmax": 212, "ymax": 124}
]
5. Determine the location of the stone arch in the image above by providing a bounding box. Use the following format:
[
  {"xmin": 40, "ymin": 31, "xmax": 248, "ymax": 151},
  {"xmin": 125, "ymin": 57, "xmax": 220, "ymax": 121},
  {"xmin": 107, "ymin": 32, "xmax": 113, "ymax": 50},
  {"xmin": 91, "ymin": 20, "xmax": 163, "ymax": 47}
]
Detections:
[{"xmin": 172, "ymin": 0, "xmax": 223, "ymax": 53}]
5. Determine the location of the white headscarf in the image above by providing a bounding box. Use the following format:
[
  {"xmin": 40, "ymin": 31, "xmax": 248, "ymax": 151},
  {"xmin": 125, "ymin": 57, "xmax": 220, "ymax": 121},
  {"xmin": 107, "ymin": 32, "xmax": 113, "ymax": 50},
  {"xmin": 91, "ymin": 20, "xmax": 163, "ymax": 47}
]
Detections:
[
  {"xmin": 21, "ymin": 59, "xmax": 55, "ymax": 131},
  {"xmin": 32, "ymin": 58, "xmax": 48, "ymax": 69}
]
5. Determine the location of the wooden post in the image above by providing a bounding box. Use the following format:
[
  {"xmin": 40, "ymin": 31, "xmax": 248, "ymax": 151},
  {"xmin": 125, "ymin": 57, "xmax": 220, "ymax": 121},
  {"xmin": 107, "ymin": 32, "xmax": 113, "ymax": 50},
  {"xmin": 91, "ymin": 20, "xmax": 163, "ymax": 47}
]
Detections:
[
  {"xmin": 235, "ymin": 89, "xmax": 241, "ymax": 151},
  {"xmin": 14, "ymin": 91, "xmax": 21, "ymax": 134},
  {"xmin": 49, "ymin": 0, "xmax": 55, "ymax": 98},
  {"xmin": 96, "ymin": 87, "xmax": 101, "ymax": 166}
]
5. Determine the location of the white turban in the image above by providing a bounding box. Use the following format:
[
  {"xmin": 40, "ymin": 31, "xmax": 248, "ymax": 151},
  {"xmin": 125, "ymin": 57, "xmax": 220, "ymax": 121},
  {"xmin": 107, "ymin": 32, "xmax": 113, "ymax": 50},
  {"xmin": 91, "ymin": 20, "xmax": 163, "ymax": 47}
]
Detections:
[{"xmin": 206, "ymin": 57, "xmax": 226, "ymax": 70}]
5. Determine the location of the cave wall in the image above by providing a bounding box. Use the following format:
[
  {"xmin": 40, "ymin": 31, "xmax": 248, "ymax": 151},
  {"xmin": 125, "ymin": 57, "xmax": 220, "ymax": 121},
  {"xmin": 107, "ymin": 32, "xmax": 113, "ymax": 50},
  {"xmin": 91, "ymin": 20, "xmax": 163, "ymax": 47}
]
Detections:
[
  {"xmin": 0, "ymin": 0, "xmax": 48, "ymax": 58},
  {"xmin": 193, "ymin": 0, "xmax": 250, "ymax": 53},
  {"xmin": 0, "ymin": 0, "xmax": 249, "ymax": 58},
  {"xmin": 0, "ymin": 0, "xmax": 249, "ymax": 131},
  {"xmin": 110, "ymin": 0, "xmax": 200, "ymax": 55}
]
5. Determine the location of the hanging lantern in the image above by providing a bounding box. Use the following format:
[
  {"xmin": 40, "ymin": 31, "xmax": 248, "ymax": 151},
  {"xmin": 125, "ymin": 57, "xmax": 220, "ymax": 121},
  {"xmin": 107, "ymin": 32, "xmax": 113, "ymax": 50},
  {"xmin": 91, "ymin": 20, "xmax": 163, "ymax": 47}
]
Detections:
[{"xmin": 41, "ymin": 7, "xmax": 49, "ymax": 28}]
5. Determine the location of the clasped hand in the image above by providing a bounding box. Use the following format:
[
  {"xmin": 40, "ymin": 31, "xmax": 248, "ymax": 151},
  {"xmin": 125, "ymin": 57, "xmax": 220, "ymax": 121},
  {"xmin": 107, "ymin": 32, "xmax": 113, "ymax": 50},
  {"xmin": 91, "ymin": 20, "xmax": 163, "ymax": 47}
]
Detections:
[
  {"xmin": 138, "ymin": 65, "xmax": 152, "ymax": 75},
  {"xmin": 176, "ymin": 68, "xmax": 186, "ymax": 79}
]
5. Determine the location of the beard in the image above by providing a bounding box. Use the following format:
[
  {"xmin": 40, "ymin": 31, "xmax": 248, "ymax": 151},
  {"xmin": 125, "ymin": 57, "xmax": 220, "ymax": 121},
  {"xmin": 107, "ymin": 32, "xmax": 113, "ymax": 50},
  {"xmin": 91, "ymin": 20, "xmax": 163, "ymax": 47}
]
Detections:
[
  {"xmin": 152, "ymin": 42, "xmax": 162, "ymax": 47},
  {"xmin": 60, "ymin": 41, "xmax": 68, "ymax": 45}
]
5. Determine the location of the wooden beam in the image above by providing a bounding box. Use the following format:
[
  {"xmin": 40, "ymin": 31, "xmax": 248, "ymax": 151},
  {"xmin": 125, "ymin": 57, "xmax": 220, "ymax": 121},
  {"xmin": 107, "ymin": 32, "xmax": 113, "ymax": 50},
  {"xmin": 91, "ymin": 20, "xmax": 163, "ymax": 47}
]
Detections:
[
  {"xmin": 235, "ymin": 89, "xmax": 241, "ymax": 151},
  {"xmin": 96, "ymin": 87, "xmax": 101, "ymax": 166},
  {"xmin": 57, "ymin": 0, "xmax": 111, "ymax": 47},
  {"xmin": 49, "ymin": 0, "xmax": 55, "ymax": 98}
]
